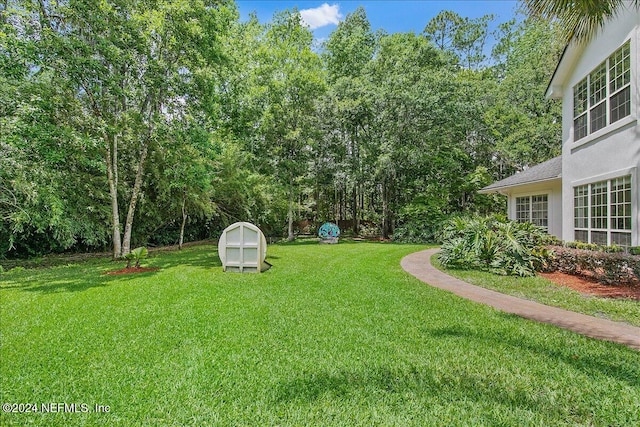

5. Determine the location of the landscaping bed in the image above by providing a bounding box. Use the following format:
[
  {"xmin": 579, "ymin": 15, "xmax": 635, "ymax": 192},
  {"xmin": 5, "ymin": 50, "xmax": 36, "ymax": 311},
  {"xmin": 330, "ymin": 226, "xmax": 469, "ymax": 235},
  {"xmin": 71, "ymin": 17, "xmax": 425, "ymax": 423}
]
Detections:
[
  {"xmin": 544, "ymin": 245, "xmax": 640, "ymax": 286},
  {"xmin": 540, "ymin": 271, "xmax": 640, "ymax": 300}
]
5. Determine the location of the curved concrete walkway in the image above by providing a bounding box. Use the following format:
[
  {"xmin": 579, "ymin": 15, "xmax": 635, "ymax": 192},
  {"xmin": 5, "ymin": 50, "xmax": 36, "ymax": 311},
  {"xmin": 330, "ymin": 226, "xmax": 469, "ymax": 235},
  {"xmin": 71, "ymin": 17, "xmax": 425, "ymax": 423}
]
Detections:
[{"xmin": 401, "ymin": 248, "xmax": 640, "ymax": 350}]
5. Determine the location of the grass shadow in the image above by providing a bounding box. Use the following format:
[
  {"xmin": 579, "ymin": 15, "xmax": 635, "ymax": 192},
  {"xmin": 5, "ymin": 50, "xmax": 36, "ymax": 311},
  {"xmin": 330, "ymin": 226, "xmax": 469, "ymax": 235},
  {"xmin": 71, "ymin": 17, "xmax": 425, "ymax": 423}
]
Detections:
[
  {"xmin": 1, "ymin": 266, "xmax": 163, "ymax": 294},
  {"xmin": 150, "ymin": 246, "xmax": 221, "ymax": 270},
  {"xmin": 425, "ymin": 322, "xmax": 640, "ymax": 387},
  {"xmin": 1, "ymin": 245, "xmax": 222, "ymax": 294},
  {"xmin": 274, "ymin": 365, "xmax": 579, "ymax": 419}
]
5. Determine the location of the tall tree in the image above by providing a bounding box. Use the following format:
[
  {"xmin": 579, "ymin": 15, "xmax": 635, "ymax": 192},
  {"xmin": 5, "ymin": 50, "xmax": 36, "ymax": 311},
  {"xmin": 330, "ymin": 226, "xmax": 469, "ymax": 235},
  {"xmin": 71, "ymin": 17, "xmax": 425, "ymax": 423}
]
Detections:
[
  {"xmin": 1, "ymin": 2, "xmax": 109, "ymax": 256},
  {"xmin": 322, "ymin": 7, "xmax": 376, "ymax": 233},
  {"xmin": 250, "ymin": 9, "xmax": 325, "ymax": 241},
  {"xmin": 423, "ymin": 10, "xmax": 463, "ymax": 51},
  {"xmin": 453, "ymin": 14, "xmax": 495, "ymax": 70},
  {"xmin": 485, "ymin": 17, "xmax": 564, "ymax": 175},
  {"xmin": 20, "ymin": 0, "xmax": 235, "ymax": 258},
  {"xmin": 366, "ymin": 32, "xmax": 467, "ymax": 238},
  {"xmin": 424, "ymin": 10, "xmax": 495, "ymax": 70}
]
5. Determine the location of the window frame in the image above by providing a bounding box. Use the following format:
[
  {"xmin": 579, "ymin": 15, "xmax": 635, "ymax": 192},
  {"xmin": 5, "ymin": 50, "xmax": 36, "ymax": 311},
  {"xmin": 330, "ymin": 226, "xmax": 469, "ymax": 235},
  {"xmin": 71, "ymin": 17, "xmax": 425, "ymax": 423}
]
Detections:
[
  {"xmin": 573, "ymin": 175, "xmax": 632, "ymax": 247},
  {"xmin": 572, "ymin": 40, "xmax": 631, "ymax": 142},
  {"xmin": 515, "ymin": 194, "xmax": 549, "ymax": 230}
]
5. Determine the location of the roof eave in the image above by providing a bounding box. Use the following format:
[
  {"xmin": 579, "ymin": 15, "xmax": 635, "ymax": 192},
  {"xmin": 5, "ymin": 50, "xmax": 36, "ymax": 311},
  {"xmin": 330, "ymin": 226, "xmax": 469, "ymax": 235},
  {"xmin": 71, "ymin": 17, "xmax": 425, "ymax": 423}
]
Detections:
[
  {"xmin": 478, "ymin": 176, "xmax": 562, "ymax": 194},
  {"xmin": 545, "ymin": 44, "xmax": 569, "ymax": 99},
  {"xmin": 545, "ymin": 40, "xmax": 586, "ymax": 100}
]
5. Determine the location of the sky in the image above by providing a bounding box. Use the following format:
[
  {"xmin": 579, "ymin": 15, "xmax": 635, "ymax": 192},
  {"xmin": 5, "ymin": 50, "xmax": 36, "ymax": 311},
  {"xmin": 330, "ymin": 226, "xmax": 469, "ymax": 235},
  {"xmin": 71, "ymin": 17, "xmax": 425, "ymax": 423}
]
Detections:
[{"xmin": 236, "ymin": 1, "xmax": 522, "ymax": 43}]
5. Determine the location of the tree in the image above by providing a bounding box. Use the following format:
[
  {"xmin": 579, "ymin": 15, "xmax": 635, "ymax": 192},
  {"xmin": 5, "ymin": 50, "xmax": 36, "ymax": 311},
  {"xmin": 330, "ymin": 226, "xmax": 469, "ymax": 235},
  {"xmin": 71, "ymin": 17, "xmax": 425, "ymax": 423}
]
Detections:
[
  {"xmin": 453, "ymin": 14, "xmax": 495, "ymax": 70},
  {"xmin": 485, "ymin": 17, "xmax": 564, "ymax": 175},
  {"xmin": 249, "ymin": 10, "xmax": 325, "ymax": 241},
  {"xmin": 324, "ymin": 7, "xmax": 376, "ymax": 83},
  {"xmin": 423, "ymin": 10, "xmax": 463, "ymax": 51},
  {"xmin": 1, "ymin": 4, "xmax": 109, "ymax": 256},
  {"xmin": 321, "ymin": 7, "xmax": 377, "ymax": 233},
  {"xmin": 20, "ymin": 0, "xmax": 235, "ymax": 258},
  {"xmin": 365, "ymin": 32, "xmax": 469, "ymax": 238},
  {"xmin": 424, "ymin": 11, "xmax": 495, "ymax": 70},
  {"xmin": 145, "ymin": 122, "xmax": 215, "ymax": 250}
]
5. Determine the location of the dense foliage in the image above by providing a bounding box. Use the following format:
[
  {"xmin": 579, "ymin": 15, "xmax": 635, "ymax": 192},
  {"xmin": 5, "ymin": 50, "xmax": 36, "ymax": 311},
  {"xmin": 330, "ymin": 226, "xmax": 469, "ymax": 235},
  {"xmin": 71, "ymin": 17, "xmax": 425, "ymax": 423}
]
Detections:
[
  {"xmin": 547, "ymin": 246, "xmax": 640, "ymax": 285},
  {"xmin": 439, "ymin": 215, "xmax": 552, "ymax": 276},
  {"xmin": 1, "ymin": 1, "xmax": 564, "ymax": 258}
]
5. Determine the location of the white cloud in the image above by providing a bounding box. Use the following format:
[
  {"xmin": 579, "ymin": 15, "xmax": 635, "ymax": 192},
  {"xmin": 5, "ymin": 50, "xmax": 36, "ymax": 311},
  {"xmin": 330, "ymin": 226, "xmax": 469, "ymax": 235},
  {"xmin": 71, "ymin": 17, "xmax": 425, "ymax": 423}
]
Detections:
[{"xmin": 299, "ymin": 3, "xmax": 342, "ymax": 30}]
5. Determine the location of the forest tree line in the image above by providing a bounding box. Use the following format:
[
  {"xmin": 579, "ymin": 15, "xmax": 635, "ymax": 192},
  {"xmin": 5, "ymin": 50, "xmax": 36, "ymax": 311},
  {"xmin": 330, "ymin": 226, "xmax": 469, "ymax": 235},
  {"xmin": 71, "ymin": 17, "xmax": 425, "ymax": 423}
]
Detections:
[{"xmin": 0, "ymin": 0, "xmax": 564, "ymax": 258}]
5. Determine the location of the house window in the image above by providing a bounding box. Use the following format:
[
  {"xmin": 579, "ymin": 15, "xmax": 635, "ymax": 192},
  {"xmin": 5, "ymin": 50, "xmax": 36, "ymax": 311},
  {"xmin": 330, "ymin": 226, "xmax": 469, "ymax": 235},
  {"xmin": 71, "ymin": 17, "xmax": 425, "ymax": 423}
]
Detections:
[
  {"xmin": 574, "ymin": 185, "xmax": 589, "ymax": 228},
  {"xmin": 573, "ymin": 79, "xmax": 588, "ymax": 140},
  {"xmin": 516, "ymin": 195, "xmax": 548, "ymax": 229},
  {"xmin": 591, "ymin": 181, "xmax": 608, "ymax": 229},
  {"xmin": 531, "ymin": 195, "xmax": 548, "ymax": 228},
  {"xmin": 609, "ymin": 40, "xmax": 631, "ymax": 123},
  {"xmin": 589, "ymin": 62, "xmax": 607, "ymax": 133},
  {"xmin": 573, "ymin": 175, "xmax": 632, "ymax": 247},
  {"xmin": 572, "ymin": 40, "xmax": 631, "ymax": 141},
  {"xmin": 516, "ymin": 197, "xmax": 530, "ymax": 223}
]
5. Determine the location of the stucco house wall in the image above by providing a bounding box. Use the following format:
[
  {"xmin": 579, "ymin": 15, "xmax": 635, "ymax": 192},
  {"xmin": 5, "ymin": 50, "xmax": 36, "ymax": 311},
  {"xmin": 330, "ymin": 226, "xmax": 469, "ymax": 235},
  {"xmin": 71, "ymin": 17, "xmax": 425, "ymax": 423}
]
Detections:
[
  {"xmin": 550, "ymin": 9, "xmax": 639, "ymax": 246},
  {"xmin": 483, "ymin": 7, "xmax": 639, "ymax": 248}
]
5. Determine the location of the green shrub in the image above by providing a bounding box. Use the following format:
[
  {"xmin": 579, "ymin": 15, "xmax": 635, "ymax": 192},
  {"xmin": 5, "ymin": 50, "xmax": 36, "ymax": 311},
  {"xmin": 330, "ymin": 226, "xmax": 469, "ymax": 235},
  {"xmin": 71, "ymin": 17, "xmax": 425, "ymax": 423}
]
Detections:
[
  {"xmin": 547, "ymin": 246, "xmax": 639, "ymax": 285},
  {"xmin": 629, "ymin": 246, "xmax": 640, "ymax": 256},
  {"xmin": 600, "ymin": 244, "xmax": 624, "ymax": 253},
  {"xmin": 576, "ymin": 242, "xmax": 599, "ymax": 251},
  {"xmin": 393, "ymin": 197, "xmax": 447, "ymax": 243},
  {"xmin": 439, "ymin": 215, "xmax": 551, "ymax": 277},
  {"xmin": 564, "ymin": 241, "xmax": 626, "ymax": 253}
]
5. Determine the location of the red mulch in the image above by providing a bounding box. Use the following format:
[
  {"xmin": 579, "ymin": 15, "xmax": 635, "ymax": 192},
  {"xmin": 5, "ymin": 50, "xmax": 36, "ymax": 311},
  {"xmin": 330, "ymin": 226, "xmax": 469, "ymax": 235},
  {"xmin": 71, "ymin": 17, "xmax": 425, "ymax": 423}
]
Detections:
[
  {"xmin": 539, "ymin": 271, "xmax": 640, "ymax": 301},
  {"xmin": 105, "ymin": 267, "xmax": 160, "ymax": 275}
]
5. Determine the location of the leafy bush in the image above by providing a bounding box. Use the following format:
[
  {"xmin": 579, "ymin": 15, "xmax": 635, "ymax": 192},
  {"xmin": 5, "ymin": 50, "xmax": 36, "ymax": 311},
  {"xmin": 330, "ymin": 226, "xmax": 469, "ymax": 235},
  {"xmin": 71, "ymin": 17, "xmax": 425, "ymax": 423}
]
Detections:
[
  {"xmin": 439, "ymin": 215, "xmax": 552, "ymax": 277},
  {"xmin": 563, "ymin": 241, "xmax": 625, "ymax": 253},
  {"xmin": 546, "ymin": 247, "xmax": 639, "ymax": 285},
  {"xmin": 628, "ymin": 247, "xmax": 640, "ymax": 256},
  {"xmin": 600, "ymin": 244, "xmax": 624, "ymax": 253},
  {"xmin": 393, "ymin": 197, "xmax": 447, "ymax": 243},
  {"xmin": 124, "ymin": 247, "xmax": 149, "ymax": 268}
]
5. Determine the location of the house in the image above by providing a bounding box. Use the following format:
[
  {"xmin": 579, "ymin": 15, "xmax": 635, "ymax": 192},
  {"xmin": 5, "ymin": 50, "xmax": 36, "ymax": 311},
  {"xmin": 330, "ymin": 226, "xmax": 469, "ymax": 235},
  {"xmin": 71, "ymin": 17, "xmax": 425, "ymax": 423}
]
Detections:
[{"xmin": 480, "ymin": 7, "xmax": 639, "ymax": 248}]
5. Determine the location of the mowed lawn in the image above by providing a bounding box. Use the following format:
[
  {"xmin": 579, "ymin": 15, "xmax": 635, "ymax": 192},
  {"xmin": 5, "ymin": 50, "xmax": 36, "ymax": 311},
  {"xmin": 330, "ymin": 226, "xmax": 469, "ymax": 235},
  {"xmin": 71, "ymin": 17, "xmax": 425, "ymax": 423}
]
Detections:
[{"xmin": 1, "ymin": 242, "xmax": 639, "ymax": 426}]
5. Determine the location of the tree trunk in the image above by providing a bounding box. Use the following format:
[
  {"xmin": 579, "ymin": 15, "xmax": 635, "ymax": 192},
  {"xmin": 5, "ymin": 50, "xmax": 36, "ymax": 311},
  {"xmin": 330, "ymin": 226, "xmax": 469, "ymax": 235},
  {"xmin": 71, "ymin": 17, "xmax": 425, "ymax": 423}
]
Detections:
[
  {"xmin": 287, "ymin": 180, "xmax": 295, "ymax": 241},
  {"xmin": 336, "ymin": 187, "xmax": 340, "ymax": 224},
  {"xmin": 382, "ymin": 180, "xmax": 392, "ymax": 239},
  {"xmin": 105, "ymin": 132, "xmax": 122, "ymax": 259},
  {"xmin": 179, "ymin": 192, "xmax": 187, "ymax": 250},
  {"xmin": 122, "ymin": 143, "xmax": 148, "ymax": 255},
  {"xmin": 352, "ymin": 186, "xmax": 359, "ymax": 235}
]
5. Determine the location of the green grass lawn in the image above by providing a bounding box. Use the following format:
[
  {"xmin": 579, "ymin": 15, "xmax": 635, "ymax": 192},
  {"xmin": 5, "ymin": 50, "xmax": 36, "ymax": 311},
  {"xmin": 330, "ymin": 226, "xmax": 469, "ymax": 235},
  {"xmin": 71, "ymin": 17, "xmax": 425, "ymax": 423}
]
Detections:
[
  {"xmin": 431, "ymin": 254, "xmax": 640, "ymax": 328},
  {"xmin": 1, "ymin": 242, "xmax": 639, "ymax": 426}
]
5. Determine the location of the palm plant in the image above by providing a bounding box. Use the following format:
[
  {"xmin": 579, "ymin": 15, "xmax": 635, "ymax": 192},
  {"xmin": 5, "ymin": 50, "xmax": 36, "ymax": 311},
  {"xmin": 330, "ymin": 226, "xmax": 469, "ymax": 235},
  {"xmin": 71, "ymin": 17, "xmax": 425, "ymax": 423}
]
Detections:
[
  {"xmin": 124, "ymin": 247, "xmax": 148, "ymax": 269},
  {"xmin": 522, "ymin": 0, "xmax": 639, "ymax": 43}
]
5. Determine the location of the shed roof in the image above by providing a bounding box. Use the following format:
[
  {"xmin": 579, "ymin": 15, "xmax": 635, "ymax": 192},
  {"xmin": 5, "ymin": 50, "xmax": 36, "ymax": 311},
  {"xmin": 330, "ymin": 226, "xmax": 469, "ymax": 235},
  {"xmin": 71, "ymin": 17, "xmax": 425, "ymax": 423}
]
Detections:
[{"xmin": 479, "ymin": 156, "xmax": 562, "ymax": 193}]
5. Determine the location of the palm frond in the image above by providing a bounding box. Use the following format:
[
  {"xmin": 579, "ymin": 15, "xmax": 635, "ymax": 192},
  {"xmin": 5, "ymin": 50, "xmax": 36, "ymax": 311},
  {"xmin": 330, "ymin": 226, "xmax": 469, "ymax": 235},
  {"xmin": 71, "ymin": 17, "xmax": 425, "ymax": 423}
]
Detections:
[{"xmin": 523, "ymin": 0, "xmax": 639, "ymax": 43}]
